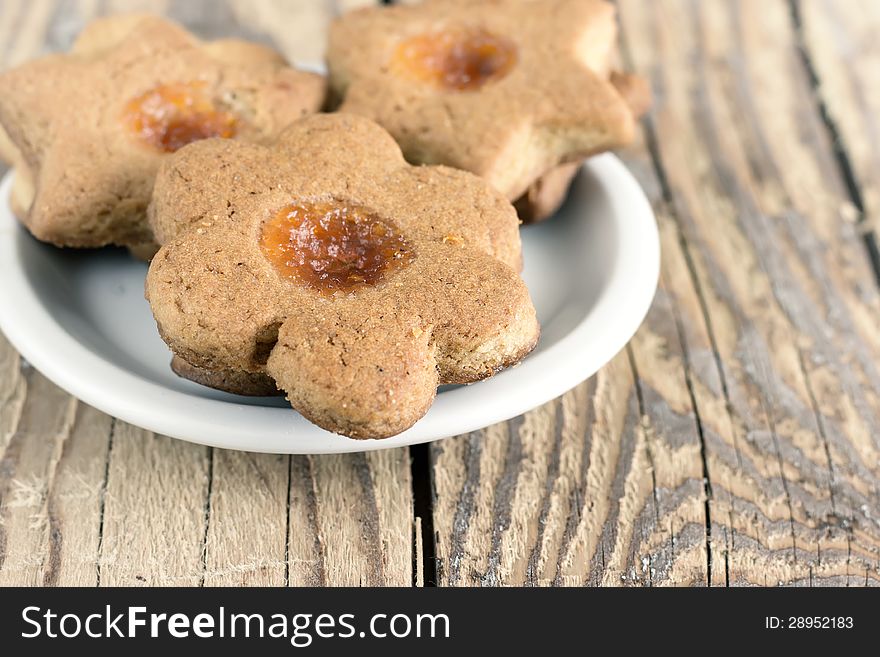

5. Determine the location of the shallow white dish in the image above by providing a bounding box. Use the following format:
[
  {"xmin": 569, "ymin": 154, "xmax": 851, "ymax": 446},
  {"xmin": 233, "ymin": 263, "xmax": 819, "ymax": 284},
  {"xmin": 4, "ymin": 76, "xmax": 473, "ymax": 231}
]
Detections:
[{"xmin": 0, "ymin": 155, "xmax": 658, "ymax": 454}]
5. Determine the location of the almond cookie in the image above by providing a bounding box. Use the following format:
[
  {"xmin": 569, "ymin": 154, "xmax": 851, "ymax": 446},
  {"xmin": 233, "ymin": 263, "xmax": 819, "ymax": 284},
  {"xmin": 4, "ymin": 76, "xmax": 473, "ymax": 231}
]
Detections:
[
  {"xmin": 0, "ymin": 14, "xmax": 325, "ymax": 251},
  {"xmin": 328, "ymin": 0, "xmax": 645, "ymax": 208},
  {"xmin": 146, "ymin": 113, "xmax": 540, "ymax": 439}
]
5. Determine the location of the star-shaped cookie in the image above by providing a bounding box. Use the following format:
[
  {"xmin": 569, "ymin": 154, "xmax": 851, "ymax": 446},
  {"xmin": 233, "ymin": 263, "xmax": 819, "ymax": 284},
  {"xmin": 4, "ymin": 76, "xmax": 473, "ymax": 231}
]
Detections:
[
  {"xmin": 328, "ymin": 0, "xmax": 637, "ymax": 202},
  {"xmin": 0, "ymin": 14, "xmax": 325, "ymax": 252},
  {"xmin": 146, "ymin": 113, "xmax": 540, "ymax": 439},
  {"xmin": 516, "ymin": 70, "xmax": 652, "ymax": 223}
]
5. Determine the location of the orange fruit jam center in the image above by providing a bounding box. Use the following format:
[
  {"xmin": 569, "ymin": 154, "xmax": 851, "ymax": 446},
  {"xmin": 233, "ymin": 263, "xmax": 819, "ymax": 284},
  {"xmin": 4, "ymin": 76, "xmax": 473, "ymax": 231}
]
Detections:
[
  {"xmin": 260, "ymin": 202, "xmax": 414, "ymax": 293},
  {"xmin": 122, "ymin": 82, "xmax": 237, "ymax": 152},
  {"xmin": 392, "ymin": 27, "xmax": 517, "ymax": 91}
]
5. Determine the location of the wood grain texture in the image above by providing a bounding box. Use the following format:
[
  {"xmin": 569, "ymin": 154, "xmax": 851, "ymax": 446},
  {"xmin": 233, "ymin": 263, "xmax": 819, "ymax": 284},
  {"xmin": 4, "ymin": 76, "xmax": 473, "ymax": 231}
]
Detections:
[
  {"xmin": 0, "ymin": 370, "xmax": 77, "ymax": 586},
  {"xmin": 431, "ymin": 349, "xmax": 708, "ymax": 586},
  {"xmin": 288, "ymin": 452, "xmax": 413, "ymax": 586},
  {"xmin": 0, "ymin": 0, "xmax": 416, "ymax": 588},
  {"xmin": 99, "ymin": 427, "xmax": 211, "ymax": 586},
  {"xmin": 429, "ymin": 0, "xmax": 880, "ymax": 586},
  {"xmin": 204, "ymin": 450, "xmax": 289, "ymax": 587},
  {"xmin": 798, "ymin": 0, "xmax": 880, "ymax": 244},
  {"xmin": 622, "ymin": 0, "xmax": 880, "ymax": 584}
]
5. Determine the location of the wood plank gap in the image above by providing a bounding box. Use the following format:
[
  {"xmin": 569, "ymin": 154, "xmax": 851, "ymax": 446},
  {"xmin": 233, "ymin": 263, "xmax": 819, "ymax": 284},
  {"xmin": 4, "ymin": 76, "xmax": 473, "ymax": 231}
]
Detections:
[
  {"xmin": 197, "ymin": 446, "xmax": 215, "ymax": 587},
  {"xmin": 410, "ymin": 442, "xmax": 436, "ymax": 586},
  {"xmin": 724, "ymin": 538, "xmax": 730, "ymax": 587},
  {"xmin": 414, "ymin": 516, "xmax": 423, "ymax": 587},
  {"xmin": 94, "ymin": 417, "xmax": 116, "ymax": 587},
  {"xmin": 787, "ymin": 0, "xmax": 880, "ymax": 288}
]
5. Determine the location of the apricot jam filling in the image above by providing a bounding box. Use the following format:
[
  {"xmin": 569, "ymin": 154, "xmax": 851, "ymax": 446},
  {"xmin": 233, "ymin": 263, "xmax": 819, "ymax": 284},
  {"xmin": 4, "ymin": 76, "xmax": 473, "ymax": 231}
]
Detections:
[
  {"xmin": 260, "ymin": 202, "xmax": 414, "ymax": 293},
  {"xmin": 122, "ymin": 82, "xmax": 237, "ymax": 152},
  {"xmin": 392, "ymin": 27, "xmax": 517, "ymax": 91}
]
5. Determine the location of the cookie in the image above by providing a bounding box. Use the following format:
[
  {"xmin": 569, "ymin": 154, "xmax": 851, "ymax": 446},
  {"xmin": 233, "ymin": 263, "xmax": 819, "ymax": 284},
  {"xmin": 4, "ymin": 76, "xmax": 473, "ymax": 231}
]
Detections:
[
  {"xmin": 610, "ymin": 71, "xmax": 653, "ymax": 121},
  {"xmin": 514, "ymin": 162, "xmax": 581, "ymax": 224},
  {"xmin": 171, "ymin": 355, "xmax": 281, "ymax": 397},
  {"xmin": 517, "ymin": 71, "xmax": 653, "ymax": 224},
  {"xmin": 328, "ymin": 0, "xmax": 643, "ymax": 204},
  {"xmin": 146, "ymin": 113, "xmax": 539, "ymax": 439},
  {"xmin": 0, "ymin": 14, "xmax": 325, "ymax": 250},
  {"xmin": 0, "ymin": 123, "xmax": 33, "ymax": 221}
]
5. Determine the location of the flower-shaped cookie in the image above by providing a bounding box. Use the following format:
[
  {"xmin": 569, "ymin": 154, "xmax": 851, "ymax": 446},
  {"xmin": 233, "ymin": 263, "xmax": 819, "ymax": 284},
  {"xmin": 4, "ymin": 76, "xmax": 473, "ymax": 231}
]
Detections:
[
  {"xmin": 328, "ymin": 0, "xmax": 637, "ymax": 203},
  {"xmin": 0, "ymin": 14, "xmax": 324, "ymax": 252},
  {"xmin": 146, "ymin": 113, "xmax": 540, "ymax": 439}
]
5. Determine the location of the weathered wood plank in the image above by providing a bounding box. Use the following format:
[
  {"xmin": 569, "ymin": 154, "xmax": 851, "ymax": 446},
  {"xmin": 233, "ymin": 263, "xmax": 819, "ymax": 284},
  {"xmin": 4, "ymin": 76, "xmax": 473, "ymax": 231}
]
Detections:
[
  {"xmin": 0, "ymin": 371, "xmax": 76, "ymax": 585},
  {"xmin": 0, "ymin": 369, "xmax": 112, "ymax": 587},
  {"xmin": 98, "ymin": 427, "xmax": 211, "ymax": 586},
  {"xmin": 622, "ymin": 142, "xmax": 744, "ymax": 587},
  {"xmin": 618, "ymin": 0, "xmax": 880, "ymax": 585},
  {"xmin": 0, "ymin": 336, "xmax": 25, "ymax": 461},
  {"xmin": 289, "ymin": 451, "xmax": 413, "ymax": 586},
  {"xmin": 624, "ymin": 236, "xmax": 713, "ymax": 587},
  {"xmin": 203, "ymin": 450, "xmax": 288, "ymax": 586},
  {"xmin": 431, "ymin": 347, "xmax": 706, "ymax": 586},
  {"xmin": 43, "ymin": 405, "xmax": 113, "ymax": 586}
]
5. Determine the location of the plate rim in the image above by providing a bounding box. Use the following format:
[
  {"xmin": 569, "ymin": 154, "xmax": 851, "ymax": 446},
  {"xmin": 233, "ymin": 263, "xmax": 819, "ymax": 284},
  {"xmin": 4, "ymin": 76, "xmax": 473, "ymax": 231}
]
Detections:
[{"xmin": 0, "ymin": 154, "xmax": 659, "ymax": 454}]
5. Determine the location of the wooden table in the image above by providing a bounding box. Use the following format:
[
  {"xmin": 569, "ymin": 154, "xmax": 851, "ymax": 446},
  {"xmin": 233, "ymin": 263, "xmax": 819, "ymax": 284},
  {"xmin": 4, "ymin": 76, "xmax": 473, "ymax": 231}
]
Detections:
[{"xmin": 1, "ymin": 0, "xmax": 878, "ymax": 587}]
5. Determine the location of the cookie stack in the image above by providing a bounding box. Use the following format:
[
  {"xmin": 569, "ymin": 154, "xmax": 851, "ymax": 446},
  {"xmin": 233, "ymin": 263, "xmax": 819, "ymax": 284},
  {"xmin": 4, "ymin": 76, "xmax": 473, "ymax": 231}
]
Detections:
[{"xmin": 0, "ymin": 1, "xmax": 648, "ymax": 440}]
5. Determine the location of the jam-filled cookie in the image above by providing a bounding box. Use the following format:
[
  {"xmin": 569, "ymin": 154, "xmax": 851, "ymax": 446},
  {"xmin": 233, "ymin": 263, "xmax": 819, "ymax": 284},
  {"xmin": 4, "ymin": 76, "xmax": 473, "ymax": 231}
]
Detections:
[
  {"xmin": 146, "ymin": 113, "xmax": 540, "ymax": 439},
  {"xmin": 327, "ymin": 0, "xmax": 648, "ymax": 218},
  {"xmin": 0, "ymin": 14, "xmax": 325, "ymax": 252}
]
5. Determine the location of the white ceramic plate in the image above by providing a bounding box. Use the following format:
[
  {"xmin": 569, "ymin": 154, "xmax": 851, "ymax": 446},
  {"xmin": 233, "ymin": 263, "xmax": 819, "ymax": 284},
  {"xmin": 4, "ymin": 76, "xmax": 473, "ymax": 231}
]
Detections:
[{"xmin": 0, "ymin": 155, "xmax": 658, "ymax": 454}]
